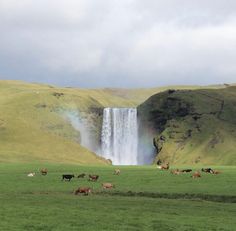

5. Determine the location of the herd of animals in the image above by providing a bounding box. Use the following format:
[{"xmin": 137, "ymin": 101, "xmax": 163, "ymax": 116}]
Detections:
[
  {"xmin": 27, "ymin": 168, "xmax": 120, "ymax": 196},
  {"xmin": 157, "ymin": 163, "xmax": 221, "ymax": 178},
  {"xmin": 26, "ymin": 165, "xmax": 221, "ymax": 195}
]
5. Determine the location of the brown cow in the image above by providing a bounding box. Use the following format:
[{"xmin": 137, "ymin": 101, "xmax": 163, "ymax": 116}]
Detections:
[
  {"xmin": 88, "ymin": 174, "xmax": 99, "ymax": 182},
  {"xmin": 102, "ymin": 183, "xmax": 115, "ymax": 189},
  {"xmin": 114, "ymin": 169, "xmax": 121, "ymax": 175},
  {"xmin": 170, "ymin": 169, "xmax": 181, "ymax": 175},
  {"xmin": 158, "ymin": 163, "xmax": 169, "ymax": 170},
  {"xmin": 191, "ymin": 171, "xmax": 201, "ymax": 178},
  {"xmin": 211, "ymin": 170, "xmax": 221, "ymax": 175},
  {"xmin": 74, "ymin": 187, "xmax": 92, "ymax": 195},
  {"xmin": 40, "ymin": 168, "xmax": 48, "ymax": 175}
]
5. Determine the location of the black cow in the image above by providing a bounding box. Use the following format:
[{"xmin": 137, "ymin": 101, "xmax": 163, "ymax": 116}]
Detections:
[
  {"xmin": 62, "ymin": 174, "xmax": 74, "ymax": 181},
  {"xmin": 201, "ymin": 168, "xmax": 213, "ymax": 173},
  {"xmin": 77, "ymin": 173, "xmax": 86, "ymax": 178},
  {"xmin": 181, "ymin": 169, "xmax": 192, "ymax": 173}
]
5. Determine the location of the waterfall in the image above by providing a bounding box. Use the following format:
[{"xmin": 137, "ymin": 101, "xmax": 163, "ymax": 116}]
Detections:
[{"xmin": 101, "ymin": 108, "xmax": 138, "ymax": 165}]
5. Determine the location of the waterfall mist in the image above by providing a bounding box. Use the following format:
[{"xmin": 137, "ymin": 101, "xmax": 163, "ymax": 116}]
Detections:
[
  {"xmin": 101, "ymin": 108, "xmax": 138, "ymax": 165},
  {"xmin": 63, "ymin": 110, "xmax": 101, "ymax": 153},
  {"xmin": 137, "ymin": 127, "xmax": 156, "ymax": 165},
  {"xmin": 65, "ymin": 112, "xmax": 91, "ymax": 148}
]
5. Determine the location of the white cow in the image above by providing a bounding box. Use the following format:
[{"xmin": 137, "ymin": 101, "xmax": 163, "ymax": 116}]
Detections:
[{"xmin": 27, "ymin": 172, "xmax": 35, "ymax": 177}]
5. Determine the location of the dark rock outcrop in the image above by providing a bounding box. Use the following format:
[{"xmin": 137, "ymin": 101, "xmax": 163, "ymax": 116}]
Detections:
[{"xmin": 137, "ymin": 87, "xmax": 236, "ymax": 165}]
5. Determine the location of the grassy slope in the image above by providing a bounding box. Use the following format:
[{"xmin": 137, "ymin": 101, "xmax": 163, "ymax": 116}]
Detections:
[
  {"xmin": 0, "ymin": 80, "xmax": 234, "ymax": 164},
  {"xmin": 138, "ymin": 87, "xmax": 236, "ymax": 165},
  {"xmin": 0, "ymin": 80, "xmax": 155, "ymax": 164},
  {"xmin": 0, "ymin": 81, "xmax": 134, "ymax": 164},
  {"xmin": 0, "ymin": 163, "xmax": 236, "ymax": 231}
]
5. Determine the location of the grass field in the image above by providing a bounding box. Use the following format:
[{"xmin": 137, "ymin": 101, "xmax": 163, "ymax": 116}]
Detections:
[{"xmin": 0, "ymin": 163, "xmax": 235, "ymax": 231}]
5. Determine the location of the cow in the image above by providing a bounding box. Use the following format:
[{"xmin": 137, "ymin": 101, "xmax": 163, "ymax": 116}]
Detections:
[
  {"xmin": 74, "ymin": 187, "xmax": 92, "ymax": 196},
  {"xmin": 102, "ymin": 183, "xmax": 115, "ymax": 189},
  {"xmin": 62, "ymin": 174, "xmax": 74, "ymax": 181},
  {"xmin": 27, "ymin": 172, "xmax": 35, "ymax": 177},
  {"xmin": 191, "ymin": 171, "xmax": 201, "ymax": 178},
  {"xmin": 114, "ymin": 169, "xmax": 121, "ymax": 175},
  {"xmin": 180, "ymin": 169, "xmax": 192, "ymax": 173},
  {"xmin": 158, "ymin": 163, "xmax": 170, "ymax": 170},
  {"xmin": 170, "ymin": 169, "xmax": 181, "ymax": 175},
  {"xmin": 211, "ymin": 170, "xmax": 221, "ymax": 175},
  {"xmin": 201, "ymin": 168, "xmax": 213, "ymax": 173},
  {"xmin": 77, "ymin": 173, "xmax": 86, "ymax": 178},
  {"xmin": 88, "ymin": 175, "xmax": 99, "ymax": 182},
  {"xmin": 40, "ymin": 168, "xmax": 48, "ymax": 175}
]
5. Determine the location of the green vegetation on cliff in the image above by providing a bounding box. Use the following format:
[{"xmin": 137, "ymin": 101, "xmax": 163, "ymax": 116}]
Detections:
[
  {"xmin": 138, "ymin": 87, "xmax": 236, "ymax": 165},
  {"xmin": 0, "ymin": 80, "xmax": 235, "ymax": 164},
  {"xmin": 0, "ymin": 80, "xmax": 165, "ymax": 164}
]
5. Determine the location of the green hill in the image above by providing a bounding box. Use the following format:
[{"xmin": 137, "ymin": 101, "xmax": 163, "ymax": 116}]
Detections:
[
  {"xmin": 138, "ymin": 86, "xmax": 236, "ymax": 165},
  {"xmin": 0, "ymin": 80, "xmax": 234, "ymax": 164},
  {"xmin": 0, "ymin": 80, "xmax": 167, "ymax": 164}
]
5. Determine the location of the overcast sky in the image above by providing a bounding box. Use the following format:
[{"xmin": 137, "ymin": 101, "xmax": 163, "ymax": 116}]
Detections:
[{"xmin": 0, "ymin": 0, "xmax": 236, "ymax": 88}]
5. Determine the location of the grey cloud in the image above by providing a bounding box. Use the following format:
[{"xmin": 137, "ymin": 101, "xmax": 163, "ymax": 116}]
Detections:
[{"xmin": 0, "ymin": 0, "xmax": 236, "ymax": 87}]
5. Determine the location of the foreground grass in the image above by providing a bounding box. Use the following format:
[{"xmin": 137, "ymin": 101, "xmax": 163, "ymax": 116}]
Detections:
[{"xmin": 0, "ymin": 163, "xmax": 236, "ymax": 231}]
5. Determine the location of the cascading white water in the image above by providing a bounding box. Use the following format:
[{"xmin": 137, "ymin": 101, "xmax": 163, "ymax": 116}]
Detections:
[{"xmin": 101, "ymin": 108, "xmax": 138, "ymax": 165}]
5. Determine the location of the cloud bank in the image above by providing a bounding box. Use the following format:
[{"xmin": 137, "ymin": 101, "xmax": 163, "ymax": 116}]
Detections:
[{"xmin": 0, "ymin": 0, "xmax": 236, "ymax": 87}]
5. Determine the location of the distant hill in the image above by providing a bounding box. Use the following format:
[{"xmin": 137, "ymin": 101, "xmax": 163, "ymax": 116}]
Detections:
[
  {"xmin": 0, "ymin": 80, "xmax": 234, "ymax": 164},
  {"xmin": 138, "ymin": 86, "xmax": 236, "ymax": 165},
  {"xmin": 0, "ymin": 80, "xmax": 165, "ymax": 164}
]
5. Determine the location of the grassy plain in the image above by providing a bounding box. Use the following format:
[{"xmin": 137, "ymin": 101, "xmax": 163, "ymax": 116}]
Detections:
[{"xmin": 0, "ymin": 163, "xmax": 235, "ymax": 231}]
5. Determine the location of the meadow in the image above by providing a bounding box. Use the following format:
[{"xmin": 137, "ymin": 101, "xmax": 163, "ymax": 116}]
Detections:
[{"xmin": 0, "ymin": 163, "xmax": 235, "ymax": 231}]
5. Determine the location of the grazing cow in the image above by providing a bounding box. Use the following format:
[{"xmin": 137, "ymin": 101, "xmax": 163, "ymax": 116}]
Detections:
[
  {"xmin": 88, "ymin": 175, "xmax": 99, "ymax": 182},
  {"xmin": 40, "ymin": 168, "xmax": 48, "ymax": 175},
  {"xmin": 180, "ymin": 169, "xmax": 192, "ymax": 173},
  {"xmin": 27, "ymin": 172, "xmax": 35, "ymax": 177},
  {"xmin": 201, "ymin": 168, "xmax": 213, "ymax": 173},
  {"xmin": 211, "ymin": 170, "xmax": 221, "ymax": 175},
  {"xmin": 77, "ymin": 173, "xmax": 86, "ymax": 178},
  {"xmin": 114, "ymin": 169, "xmax": 121, "ymax": 175},
  {"xmin": 191, "ymin": 171, "xmax": 201, "ymax": 178},
  {"xmin": 158, "ymin": 163, "xmax": 170, "ymax": 170},
  {"xmin": 74, "ymin": 187, "xmax": 92, "ymax": 195},
  {"xmin": 102, "ymin": 183, "xmax": 115, "ymax": 189},
  {"xmin": 62, "ymin": 174, "xmax": 74, "ymax": 181},
  {"xmin": 170, "ymin": 169, "xmax": 181, "ymax": 175}
]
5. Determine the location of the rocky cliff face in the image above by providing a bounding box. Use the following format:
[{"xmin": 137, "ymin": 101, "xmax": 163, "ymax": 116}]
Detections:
[{"xmin": 138, "ymin": 87, "xmax": 236, "ymax": 165}]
